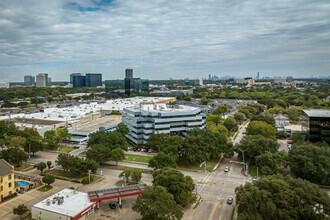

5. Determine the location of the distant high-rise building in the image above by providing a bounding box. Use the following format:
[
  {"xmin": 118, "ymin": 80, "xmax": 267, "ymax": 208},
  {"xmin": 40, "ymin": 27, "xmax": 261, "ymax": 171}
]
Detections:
[
  {"xmin": 257, "ymin": 72, "xmax": 260, "ymax": 79},
  {"xmin": 208, "ymin": 74, "xmax": 212, "ymax": 80},
  {"xmin": 71, "ymin": 74, "xmax": 86, "ymax": 88},
  {"xmin": 36, "ymin": 73, "xmax": 48, "ymax": 87},
  {"xmin": 85, "ymin": 73, "xmax": 102, "ymax": 87},
  {"xmin": 47, "ymin": 77, "xmax": 51, "ymax": 86},
  {"xmin": 125, "ymin": 69, "xmax": 133, "ymax": 79},
  {"xmin": 195, "ymin": 78, "xmax": 203, "ymax": 86},
  {"xmin": 0, "ymin": 82, "xmax": 10, "ymax": 88},
  {"xmin": 70, "ymin": 73, "xmax": 83, "ymax": 84},
  {"xmin": 24, "ymin": 75, "xmax": 35, "ymax": 86},
  {"xmin": 287, "ymin": 76, "xmax": 293, "ymax": 83}
]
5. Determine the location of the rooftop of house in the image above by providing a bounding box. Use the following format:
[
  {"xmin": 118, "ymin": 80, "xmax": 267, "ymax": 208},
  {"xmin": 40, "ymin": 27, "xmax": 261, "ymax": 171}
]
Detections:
[
  {"xmin": 303, "ymin": 109, "xmax": 330, "ymax": 118},
  {"xmin": 0, "ymin": 159, "xmax": 14, "ymax": 176}
]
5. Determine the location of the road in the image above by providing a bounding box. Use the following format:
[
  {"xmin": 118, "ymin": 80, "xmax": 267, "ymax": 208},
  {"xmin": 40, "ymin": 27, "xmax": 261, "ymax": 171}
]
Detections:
[{"xmin": 183, "ymin": 120, "xmax": 250, "ymax": 220}]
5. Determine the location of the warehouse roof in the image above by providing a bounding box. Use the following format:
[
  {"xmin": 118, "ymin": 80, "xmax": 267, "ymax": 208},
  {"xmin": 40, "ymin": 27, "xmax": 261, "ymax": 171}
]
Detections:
[{"xmin": 32, "ymin": 189, "xmax": 95, "ymax": 218}]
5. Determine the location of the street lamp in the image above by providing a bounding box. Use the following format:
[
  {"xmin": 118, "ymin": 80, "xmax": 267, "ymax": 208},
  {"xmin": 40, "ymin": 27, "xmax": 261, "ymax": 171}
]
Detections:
[
  {"xmin": 123, "ymin": 173, "xmax": 126, "ymax": 186},
  {"xmin": 88, "ymin": 170, "xmax": 91, "ymax": 184},
  {"xmin": 238, "ymin": 148, "xmax": 247, "ymax": 175}
]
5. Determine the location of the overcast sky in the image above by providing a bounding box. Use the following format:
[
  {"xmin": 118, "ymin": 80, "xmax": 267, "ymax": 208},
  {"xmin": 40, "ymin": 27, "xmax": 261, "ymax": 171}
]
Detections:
[{"xmin": 0, "ymin": 0, "xmax": 329, "ymax": 81}]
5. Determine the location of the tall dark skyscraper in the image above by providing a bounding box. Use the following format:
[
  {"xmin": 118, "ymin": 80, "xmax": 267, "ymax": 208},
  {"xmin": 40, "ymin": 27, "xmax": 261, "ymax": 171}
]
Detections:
[
  {"xmin": 71, "ymin": 74, "xmax": 85, "ymax": 88},
  {"xmin": 24, "ymin": 75, "xmax": 35, "ymax": 86},
  {"xmin": 85, "ymin": 73, "xmax": 102, "ymax": 87},
  {"xmin": 257, "ymin": 72, "xmax": 260, "ymax": 79},
  {"xmin": 125, "ymin": 69, "xmax": 134, "ymax": 96},
  {"xmin": 125, "ymin": 68, "xmax": 133, "ymax": 78}
]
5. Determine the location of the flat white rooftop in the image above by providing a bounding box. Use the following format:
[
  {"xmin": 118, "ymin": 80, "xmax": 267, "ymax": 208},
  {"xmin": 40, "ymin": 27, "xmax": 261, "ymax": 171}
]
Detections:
[
  {"xmin": 32, "ymin": 188, "xmax": 95, "ymax": 218},
  {"xmin": 0, "ymin": 97, "xmax": 175, "ymax": 122},
  {"xmin": 126, "ymin": 103, "xmax": 200, "ymax": 113}
]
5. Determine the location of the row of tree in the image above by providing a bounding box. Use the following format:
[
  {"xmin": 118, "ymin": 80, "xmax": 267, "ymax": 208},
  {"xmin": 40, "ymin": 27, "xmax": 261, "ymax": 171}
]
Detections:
[{"xmin": 56, "ymin": 153, "xmax": 98, "ymax": 175}]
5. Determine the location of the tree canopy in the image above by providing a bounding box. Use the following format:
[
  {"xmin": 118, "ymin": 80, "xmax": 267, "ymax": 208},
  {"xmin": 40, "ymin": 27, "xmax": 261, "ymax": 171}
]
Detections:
[
  {"xmin": 132, "ymin": 186, "xmax": 184, "ymax": 220},
  {"xmin": 235, "ymin": 175, "xmax": 330, "ymax": 220},
  {"xmin": 246, "ymin": 121, "xmax": 276, "ymax": 140},
  {"xmin": 153, "ymin": 167, "xmax": 195, "ymax": 207},
  {"xmin": 236, "ymin": 135, "xmax": 279, "ymax": 164},
  {"xmin": 149, "ymin": 152, "xmax": 177, "ymax": 169},
  {"xmin": 289, "ymin": 142, "xmax": 330, "ymax": 185}
]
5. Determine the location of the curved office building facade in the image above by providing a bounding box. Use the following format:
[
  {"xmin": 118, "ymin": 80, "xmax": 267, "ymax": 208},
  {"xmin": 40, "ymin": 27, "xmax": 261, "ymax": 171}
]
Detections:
[{"xmin": 122, "ymin": 103, "xmax": 206, "ymax": 145}]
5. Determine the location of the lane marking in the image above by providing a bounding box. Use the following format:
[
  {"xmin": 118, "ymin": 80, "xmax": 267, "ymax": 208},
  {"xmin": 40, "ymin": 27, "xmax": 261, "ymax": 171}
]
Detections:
[{"xmin": 209, "ymin": 201, "xmax": 219, "ymax": 220}]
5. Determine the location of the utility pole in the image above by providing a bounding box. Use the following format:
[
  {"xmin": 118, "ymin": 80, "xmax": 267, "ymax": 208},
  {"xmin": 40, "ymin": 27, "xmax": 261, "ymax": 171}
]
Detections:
[
  {"xmin": 88, "ymin": 170, "xmax": 91, "ymax": 184},
  {"xmin": 28, "ymin": 133, "xmax": 31, "ymax": 163}
]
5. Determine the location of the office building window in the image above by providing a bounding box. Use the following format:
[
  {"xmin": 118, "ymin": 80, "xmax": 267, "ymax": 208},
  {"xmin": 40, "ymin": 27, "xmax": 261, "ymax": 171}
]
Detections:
[{"xmin": 8, "ymin": 182, "xmax": 12, "ymax": 188}]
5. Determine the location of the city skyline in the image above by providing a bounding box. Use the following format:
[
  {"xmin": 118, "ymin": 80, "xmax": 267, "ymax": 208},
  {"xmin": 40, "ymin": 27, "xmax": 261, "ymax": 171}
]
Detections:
[{"xmin": 0, "ymin": 0, "xmax": 329, "ymax": 81}]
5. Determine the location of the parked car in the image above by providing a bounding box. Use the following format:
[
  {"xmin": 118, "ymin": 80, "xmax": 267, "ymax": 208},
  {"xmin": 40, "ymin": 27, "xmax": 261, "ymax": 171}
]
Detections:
[
  {"xmin": 227, "ymin": 197, "xmax": 233, "ymax": 204},
  {"xmin": 148, "ymin": 149, "xmax": 153, "ymax": 153},
  {"xmin": 287, "ymin": 140, "xmax": 293, "ymax": 144},
  {"xmin": 224, "ymin": 167, "xmax": 229, "ymax": 172},
  {"xmin": 132, "ymin": 147, "xmax": 137, "ymax": 151},
  {"xmin": 253, "ymin": 177, "xmax": 261, "ymax": 183},
  {"xmin": 109, "ymin": 202, "xmax": 116, "ymax": 209}
]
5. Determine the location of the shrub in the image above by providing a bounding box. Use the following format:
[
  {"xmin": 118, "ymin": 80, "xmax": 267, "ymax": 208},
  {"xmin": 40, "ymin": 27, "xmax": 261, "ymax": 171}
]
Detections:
[{"xmin": 81, "ymin": 175, "xmax": 94, "ymax": 185}]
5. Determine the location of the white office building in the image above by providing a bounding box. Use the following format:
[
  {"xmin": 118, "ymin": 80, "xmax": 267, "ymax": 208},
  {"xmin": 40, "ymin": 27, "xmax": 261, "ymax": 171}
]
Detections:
[
  {"xmin": 36, "ymin": 73, "xmax": 48, "ymax": 87},
  {"xmin": 195, "ymin": 78, "xmax": 203, "ymax": 86},
  {"xmin": 122, "ymin": 103, "xmax": 206, "ymax": 145}
]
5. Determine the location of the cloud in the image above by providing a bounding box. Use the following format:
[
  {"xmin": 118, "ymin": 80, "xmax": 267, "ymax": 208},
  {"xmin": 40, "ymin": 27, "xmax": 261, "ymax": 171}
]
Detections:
[{"xmin": 0, "ymin": 0, "xmax": 329, "ymax": 81}]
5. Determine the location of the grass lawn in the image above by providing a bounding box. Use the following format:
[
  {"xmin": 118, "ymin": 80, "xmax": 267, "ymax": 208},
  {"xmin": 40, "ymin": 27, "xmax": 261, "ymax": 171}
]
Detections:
[
  {"xmin": 248, "ymin": 164, "xmax": 262, "ymax": 178},
  {"xmin": 47, "ymin": 169, "xmax": 86, "ymax": 180},
  {"xmin": 124, "ymin": 154, "xmax": 153, "ymax": 164},
  {"xmin": 14, "ymin": 162, "xmax": 34, "ymax": 172},
  {"xmin": 177, "ymin": 159, "xmax": 219, "ymax": 172},
  {"xmin": 44, "ymin": 145, "xmax": 75, "ymax": 153},
  {"xmin": 38, "ymin": 185, "xmax": 53, "ymax": 192}
]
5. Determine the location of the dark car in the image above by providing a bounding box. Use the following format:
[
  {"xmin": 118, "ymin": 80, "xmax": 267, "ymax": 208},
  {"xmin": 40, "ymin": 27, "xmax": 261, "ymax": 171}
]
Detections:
[
  {"xmin": 109, "ymin": 202, "xmax": 116, "ymax": 209},
  {"xmin": 227, "ymin": 197, "xmax": 233, "ymax": 205}
]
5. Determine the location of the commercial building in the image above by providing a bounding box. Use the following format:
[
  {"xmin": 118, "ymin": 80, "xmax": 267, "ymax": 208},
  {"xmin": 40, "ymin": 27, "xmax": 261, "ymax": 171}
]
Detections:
[
  {"xmin": 273, "ymin": 78, "xmax": 287, "ymax": 84},
  {"xmin": 24, "ymin": 75, "xmax": 35, "ymax": 86},
  {"xmin": 195, "ymin": 78, "xmax": 203, "ymax": 86},
  {"xmin": 36, "ymin": 73, "xmax": 48, "ymax": 87},
  {"xmin": 106, "ymin": 69, "xmax": 149, "ymax": 96},
  {"xmin": 0, "ymin": 82, "xmax": 10, "ymax": 88},
  {"xmin": 85, "ymin": 73, "xmax": 102, "ymax": 87},
  {"xmin": 151, "ymin": 90, "xmax": 193, "ymax": 96},
  {"xmin": 31, "ymin": 188, "xmax": 97, "ymax": 220},
  {"xmin": 71, "ymin": 73, "xmax": 86, "ymax": 88},
  {"xmin": 0, "ymin": 159, "xmax": 19, "ymax": 203},
  {"xmin": 122, "ymin": 103, "xmax": 206, "ymax": 145},
  {"xmin": 70, "ymin": 73, "xmax": 102, "ymax": 88},
  {"xmin": 301, "ymin": 109, "xmax": 330, "ymax": 144},
  {"xmin": 47, "ymin": 77, "xmax": 51, "ymax": 86}
]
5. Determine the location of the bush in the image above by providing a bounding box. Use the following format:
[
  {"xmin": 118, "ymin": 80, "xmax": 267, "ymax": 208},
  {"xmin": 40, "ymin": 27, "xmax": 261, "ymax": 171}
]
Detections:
[
  {"xmin": 81, "ymin": 175, "xmax": 94, "ymax": 185},
  {"xmin": 276, "ymin": 131, "xmax": 287, "ymax": 139}
]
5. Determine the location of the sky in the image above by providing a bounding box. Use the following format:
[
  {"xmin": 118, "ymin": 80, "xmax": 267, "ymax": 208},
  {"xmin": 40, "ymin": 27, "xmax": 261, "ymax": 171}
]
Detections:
[{"xmin": 0, "ymin": 0, "xmax": 329, "ymax": 82}]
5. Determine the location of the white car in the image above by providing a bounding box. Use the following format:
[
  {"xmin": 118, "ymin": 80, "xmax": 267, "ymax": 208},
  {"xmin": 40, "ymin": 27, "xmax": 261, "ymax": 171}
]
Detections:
[{"xmin": 224, "ymin": 167, "xmax": 229, "ymax": 172}]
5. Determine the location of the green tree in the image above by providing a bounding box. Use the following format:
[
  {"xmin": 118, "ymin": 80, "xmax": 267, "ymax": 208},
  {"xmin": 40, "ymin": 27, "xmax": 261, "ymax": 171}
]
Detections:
[
  {"xmin": 149, "ymin": 152, "xmax": 177, "ymax": 169},
  {"xmin": 110, "ymin": 148, "xmax": 125, "ymax": 165},
  {"xmin": 206, "ymin": 114, "xmax": 223, "ymax": 125},
  {"xmin": 86, "ymin": 144, "xmax": 112, "ymax": 165},
  {"xmin": 47, "ymin": 161, "xmax": 52, "ymax": 170},
  {"xmin": 87, "ymin": 131, "xmax": 126, "ymax": 150},
  {"xmin": 13, "ymin": 204, "xmax": 29, "ymax": 220},
  {"xmin": 251, "ymin": 112, "xmax": 275, "ymax": 127},
  {"xmin": 21, "ymin": 128, "xmax": 43, "ymax": 155},
  {"xmin": 132, "ymin": 186, "xmax": 183, "ymax": 220},
  {"xmin": 153, "ymin": 167, "xmax": 195, "ymax": 207},
  {"xmin": 131, "ymin": 169, "xmax": 142, "ymax": 184},
  {"xmin": 291, "ymin": 133, "xmax": 303, "ymax": 144},
  {"xmin": 43, "ymin": 128, "xmax": 71, "ymax": 149},
  {"xmin": 223, "ymin": 116, "xmax": 238, "ymax": 133},
  {"xmin": 116, "ymin": 122, "xmax": 129, "ymax": 135},
  {"xmin": 236, "ymin": 135, "xmax": 279, "ymax": 164},
  {"xmin": 289, "ymin": 143, "xmax": 330, "ymax": 185},
  {"xmin": 30, "ymin": 97, "xmax": 45, "ymax": 106},
  {"xmin": 42, "ymin": 175, "xmax": 55, "ymax": 186},
  {"xmin": 213, "ymin": 105, "xmax": 228, "ymax": 115},
  {"xmin": 0, "ymin": 121, "xmax": 18, "ymax": 138},
  {"xmin": 8, "ymin": 136, "xmax": 26, "ymax": 148},
  {"xmin": 119, "ymin": 167, "xmax": 132, "ymax": 183},
  {"xmin": 37, "ymin": 162, "xmax": 47, "ymax": 173},
  {"xmin": 234, "ymin": 112, "xmax": 246, "ymax": 123},
  {"xmin": 246, "ymin": 121, "xmax": 276, "ymax": 140},
  {"xmin": 0, "ymin": 148, "xmax": 28, "ymax": 167},
  {"xmin": 56, "ymin": 153, "xmax": 71, "ymax": 172},
  {"xmin": 255, "ymin": 151, "xmax": 288, "ymax": 175},
  {"xmin": 235, "ymin": 175, "xmax": 330, "ymax": 220},
  {"xmin": 238, "ymin": 109, "xmax": 252, "ymax": 119}
]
